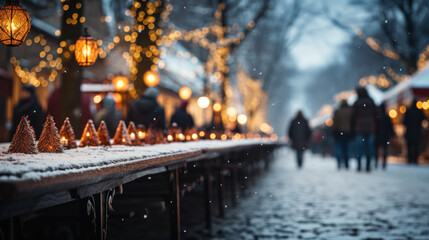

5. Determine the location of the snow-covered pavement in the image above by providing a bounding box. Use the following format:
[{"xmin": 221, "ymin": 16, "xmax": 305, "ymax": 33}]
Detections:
[{"xmin": 189, "ymin": 147, "xmax": 429, "ymax": 240}]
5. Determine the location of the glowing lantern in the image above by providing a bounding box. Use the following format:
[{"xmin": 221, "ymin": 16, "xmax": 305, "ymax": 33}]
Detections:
[
  {"xmin": 0, "ymin": 0, "xmax": 31, "ymax": 47},
  {"xmin": 197, "ymin": 96, "xmax": 210, "ymax": 109},
  {"xmin": 199, "ymin": 131, "xmax": 205, "ymax": 137},
  {"xmin": 213, "ymin": 103, "xmax": 222, "ymax": 112},
  {"xmin": 167, "ymin": 135, "xmax": 173, "ymax": 142},
  {"xmin": 112, "ymin": 75, "xmax": 129, "ymax": 92},
  {"xmin": 179, "ymin": 86, "xmax": 192, "ymax": 100},
  {"xmin": 75, "ymin": 28, "xmax": 98, "ymax": 66},
  {"xmin": 237, "ymin": 114, "xmax": 247, "ymax": 125},
  {"xmin": 191, "ymin": 133, "xmax": 198, "ymax": 140},
  {"xmin": 143, "ymin": 70, "xmax": 160, "ymax": 87},
  {"xmin": 210, "ymin": 133, "xmax": 216, "ymax": 139}
]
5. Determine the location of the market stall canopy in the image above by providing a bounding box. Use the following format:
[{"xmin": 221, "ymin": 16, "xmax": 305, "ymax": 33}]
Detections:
[
  {"xmin": 410, "ymin": 65, "xmax": 429, "ymax": 98},
  {"xmin": 0, "ymin": 69, "xmax": 12, "ymax": 98}
]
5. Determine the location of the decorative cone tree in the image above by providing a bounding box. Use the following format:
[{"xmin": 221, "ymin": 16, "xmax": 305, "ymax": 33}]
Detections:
[
  {"xmin": 97, "ymin": 121, "xmax": 111, "ymax": 146},
  {"xmin": 59, "ymin": 117, "xmax": 77, "ymax": 149},
  {"xmin": 37, "ymin": 115, "xmax": 64, "ymax": 153},
  {"xmin": 113, "ymin": 120, "xmax": 131, "ymax": 145},
  {"xmin": 8, "ymin": 116, "xmax": 38, "ymax": 154},
  {"xmin": 80, "ymin": 119, "xmax": 99, "ymax": 147},
  {"xmin": 127, "ymin": 121, "xmax": 140, "ymax": 146},
  {"xmin": 145, "ymin": 127, "xmax": 156, "ymax": 145}
]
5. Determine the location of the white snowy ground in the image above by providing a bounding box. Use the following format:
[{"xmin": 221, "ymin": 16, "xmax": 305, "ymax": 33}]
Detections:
[
  {"xmin": 0, "ymin": 140, "xmax": 268, "ymax": 181},
  {"xmin": 186, "ymin": 147, "xmax": 429, "ymax": 240}
]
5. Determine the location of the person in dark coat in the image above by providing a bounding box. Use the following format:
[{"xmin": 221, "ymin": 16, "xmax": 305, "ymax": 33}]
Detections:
[
  {"xmin": 288, "ymin": 110, "xmax": 311, "ymax": 168},
  {"xmin": 375, "ymin": 102, "xmax": 395, "ymax": 169},
  {"xmin": 9, "ymin": 85, "xmax": 45, "ymax": 141},
  {"xmin": 127, "ymin": 87, "xmax": 166, "ymax": 130},
  {"xmin": 170, "ymin": 100, "xmax": 194, "ymax": 131},
  {"xmin": 332, "ymin": 100, "xmax": 352, "ymax": 169},
  {"xmin": 403, "ymin": 99, "xmax": 426, "ymax": 164},
  {"xmin": 351, "ymin": 87, "xmax": 378, "ymax": 172},
  {"xmin": 94, "ymin": 96, "xmax": 122, "ymax": 135}
]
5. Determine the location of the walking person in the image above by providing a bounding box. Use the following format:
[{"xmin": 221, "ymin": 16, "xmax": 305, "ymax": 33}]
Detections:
[
  {"xmin": 332, "ymin": 100, "xmax": 352, "ymax": 169},
  {"xmin": 288, "ymin": 110, "xmax": 312, "ymax": 168},
  {"xmin": 375, "ymin": 102, "xmax": 395, "ymax": 169},
  {"xmin": 170, "ymin": 100, "xmax": 195, "ymax": 131},
  {"xmin": 127, "ymin": 87, "xmax": 166, "ymax": 130},
  {"xmin": 9, "ymin": 85, "xmax": 45, "ymax": 141},
  {"xmin": 403, "ymin": 99, "xmax": 426, "ymax": 164},
  {"xmin": 351, "ymin": 87, "xmax": 378, "ymax": 172}
]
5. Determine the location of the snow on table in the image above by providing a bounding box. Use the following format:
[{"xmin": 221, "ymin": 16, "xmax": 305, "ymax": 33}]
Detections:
[{"xmin": 0, "ymin": 139, "xmax": 270, "ymax": 182}]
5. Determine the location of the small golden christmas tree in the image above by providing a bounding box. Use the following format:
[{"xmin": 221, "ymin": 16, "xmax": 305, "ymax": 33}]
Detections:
[
  {"xmin": 8, "ymin": 116, "xmax": 38, "ymax": 154},
  {"xmin": 80, "ymin": 119, "xmax": 99, "ymax": 147},
  {"xmin": 97, "ymin": 121, "xmax": 111, "ymax": 146},
  {"xmin": 127, "ymin": 121, "xmax": 140, "ymax": 146},
  {"xmin": 37, "ymin": 115, "xmax": 64, "ymax": 153},
  {"xmin": 113, "ymin": 120, "xmax": 131, "ymax": 145},
  {"xmin": 59, "ymin": 117, "xmax": 77, "ymax": 149}
]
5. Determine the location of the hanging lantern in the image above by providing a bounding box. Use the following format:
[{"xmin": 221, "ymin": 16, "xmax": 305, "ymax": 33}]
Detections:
[
  {"xmin": 0, "ymin": 0, "xmax": 31, "ymax": 47},
  {"xmin": 112, "ymin": 75, "xmax": 129, "ymax": 92},
  {"xmin": 179, "ymin": 86, "xmax": 192, "ymax": 100},
  {"xmin": 75, "ymin": 28, "xmax": 98, "ymax": 66},
  {"xmin": 143, "ymin": 70, "xmax": 160, "ymax": 87}
]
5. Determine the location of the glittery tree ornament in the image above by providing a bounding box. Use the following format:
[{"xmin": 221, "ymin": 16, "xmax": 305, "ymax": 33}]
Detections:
[
  {"xmin": 8, "ymin": 116, "xmax": 38, "ymax": 154},
  {"xmin": 113, "ymin": 120, "xmax": 131, "ymax": 145},
  {"xmin": 97, "ymin": 121, "xmax": 111, "ymax": 146},
  {"xmin": 79, "ymin": 119, "xmax": 99, "ymax": 147},
  {"xmin": 127, "ymin": 121, "xmax": 140, "ymax": 146},
  {"xmin": 37, "ymin": 115, "xmax": 64, "ymax": 153},
  {"xmin": 59, "ymin": 117, "xmax": 77, "ymax": 149}
]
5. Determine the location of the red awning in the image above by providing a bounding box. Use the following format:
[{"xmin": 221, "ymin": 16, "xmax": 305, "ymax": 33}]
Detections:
[{"xmin": 0, "ymin": 69, "xmax": 12, "ymax": 98}]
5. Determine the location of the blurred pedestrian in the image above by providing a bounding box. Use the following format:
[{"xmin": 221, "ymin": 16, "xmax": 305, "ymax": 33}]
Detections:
[
  {"xmin": 288, "ymin": 110, "xmax": 311, "ymax": 168},
  {"xmin": 127, "ymin": 87, "xmax": 166, "ymax": 130},
  {"xmin": 9, "ymin": 85, "xmax": 45, "ymax": 141},
  {"xmin": 403, "ymin": 99, "xmax": 426, "ymax": 164},
  {"xmin": 170, "ymin": 100, "xmax": 194, "ymax": 131},
  {"xmin": 375, "ymin": 102, "xmax": 395, "ymax": 169},
  {"xmin": 351, "ymin": 87, "xmax": 378, "ymax": 172},
  {"xmin": 94, "ymin": 96, "xmax": 122, "ymax": 136},
  {"xmin": 332, "ymin": 100, "xmax": 352, "ymax": 169}
]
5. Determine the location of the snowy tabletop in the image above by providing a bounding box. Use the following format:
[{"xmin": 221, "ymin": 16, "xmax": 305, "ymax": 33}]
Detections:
[{"xmin": 0, "ymin": 139, "xmax": 276, "ymax": 199}]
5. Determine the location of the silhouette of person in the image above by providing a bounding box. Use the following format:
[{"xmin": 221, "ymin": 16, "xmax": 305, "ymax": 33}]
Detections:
[
  {"xmin": 127, "ymin": 87, "xmax": 166, "ymax": 130},
  {"xmin": 170, "ymin": 100, "xmax": 194, "ymax": 131},
  {"xmin": 94, "ymin": 96, "xmax": 122, "ymax": 135},
  {"xmin": 351, "ymin": 87, "xmax": 378, "ymax": 172},
  {"xmin": 9, "ymin": 85, "xmax": 45, "ymax": 141},
  {"xmin": 375, "ymin": 102, "xmax": 395, "ymax": 169},
  {"xmin": 288, "ymin": 110, "xmax": 311, "ymax": 168},
  {"xmin": 403, "ymin": 99, "xmax": 426, "ymax": 164},
  {"xmin": 332, "ymin": 100, "xmax": 352, "ymax": 169}
]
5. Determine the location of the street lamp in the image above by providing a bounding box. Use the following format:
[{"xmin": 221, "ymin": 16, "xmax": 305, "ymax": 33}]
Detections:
[
  {"xmin": 0, "ymin": 0, "xmax": 31, "ymax": 47},
  {"xmin": 75, "ymin": 28, "xmax": 98, "ymax": 66}
]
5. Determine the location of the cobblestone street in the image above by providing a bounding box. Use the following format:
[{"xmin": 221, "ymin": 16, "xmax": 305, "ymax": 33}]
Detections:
[{"xmin": 187, "ymin": 147, "xmax": 429, "ymax": 240}]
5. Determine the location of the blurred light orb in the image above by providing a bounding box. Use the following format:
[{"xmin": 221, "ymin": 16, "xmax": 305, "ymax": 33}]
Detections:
[
  {"xmin": 325, "ymin": 118, "xmax": 333, "ymax": 127},
  {"xmin": 0, "ymin": 0, "xmax": 31, "ymax": 47},
  {"xmin": 75, "ymin": 28, "xmax": 98, "ymax": 66},
  {"xmin": 259, "ymin": 122, "xmax": 273, "ymax": 134},
  {"xmin": 389, "ymin": 109, "xmax": 398, "ymax": 119},
  {"xmin": 143, "ymin": 70, "xmax": 160, "ymax": 87},
  {"xmin": 213, "ymin": 103, "xmax": 222, "ymax": 112},
  {"xmin": 112, "ymin": 75, "xmax": 129, "ymax": 92},
  {"xmin": 179, "ymin": 86, "xmax": 192, "ymax": 100},
  {"xmin": 197, "ymin": 96, "xmax": 210, "ymax": 109},
  {"xmin": 93, "ymin": 94, "xmax": 103, "ymax": 104},
  {"xmin": 226, "ymin": 107, "xmax": 237, "ymax": 116},
  {"xmin": 237, "ymin": 114, "xmax": 247, "ymax": 125}
]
